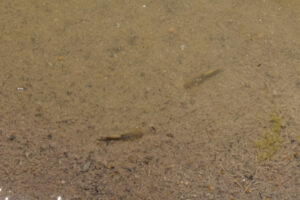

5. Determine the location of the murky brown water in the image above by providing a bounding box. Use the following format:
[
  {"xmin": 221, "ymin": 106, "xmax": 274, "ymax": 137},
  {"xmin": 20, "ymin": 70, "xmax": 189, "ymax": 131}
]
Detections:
[{"xmin": 1, "ymin": 0, "xmax": 299, "ymax": 199}]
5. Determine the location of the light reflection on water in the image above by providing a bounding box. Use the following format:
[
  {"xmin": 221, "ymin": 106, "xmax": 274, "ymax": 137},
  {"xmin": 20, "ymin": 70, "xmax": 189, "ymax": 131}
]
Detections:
[
  {"xmin": 0, "ymin": 188, "xmax": 7, "ymax": 200},
  {"xmin": 0, "ymin": 187, "xmax": 62, "ymax": 200}
]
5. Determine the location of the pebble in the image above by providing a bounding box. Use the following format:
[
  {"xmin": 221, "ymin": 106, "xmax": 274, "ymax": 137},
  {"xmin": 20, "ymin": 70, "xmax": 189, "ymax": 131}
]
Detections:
[
  {"xmin": 9, "ymin": 135, "xmax": 15, "ymax": 141},
  {"xmin": 180, "ymin": 44, "xmax": 185, "ymax": 50},
  {"xmin": 81, "ymin": 161, "xmax": 91, "ymax": 172}
]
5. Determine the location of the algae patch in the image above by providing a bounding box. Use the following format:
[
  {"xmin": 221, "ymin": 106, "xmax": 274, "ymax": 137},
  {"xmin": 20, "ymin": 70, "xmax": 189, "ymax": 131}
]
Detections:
[{"xmin": 254, "ymin": 114, "xmax": 284, "ymax": 161}]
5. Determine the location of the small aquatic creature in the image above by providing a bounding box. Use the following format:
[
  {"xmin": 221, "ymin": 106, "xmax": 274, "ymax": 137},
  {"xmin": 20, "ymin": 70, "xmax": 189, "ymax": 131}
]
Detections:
[
  {"xmin": 98, "ymin": 128, "xmax": 143, "ymax": 142},
  {"xmin": 184, "ymin": 68, "xmax": 221, "ymax": 89}
]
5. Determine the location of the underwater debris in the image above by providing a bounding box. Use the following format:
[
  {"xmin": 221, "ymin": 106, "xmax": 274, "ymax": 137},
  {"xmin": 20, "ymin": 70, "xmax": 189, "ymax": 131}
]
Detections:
[{"xmin": 183, "ymin": 68, "xmax": 221, "ymax": 89}]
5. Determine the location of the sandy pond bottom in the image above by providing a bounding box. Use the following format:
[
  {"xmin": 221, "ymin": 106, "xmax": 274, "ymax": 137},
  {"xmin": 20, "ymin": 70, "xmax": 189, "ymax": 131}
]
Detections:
[{"xmin": 0, "ymin": 0, "xmax": 299, "ymax": 199}]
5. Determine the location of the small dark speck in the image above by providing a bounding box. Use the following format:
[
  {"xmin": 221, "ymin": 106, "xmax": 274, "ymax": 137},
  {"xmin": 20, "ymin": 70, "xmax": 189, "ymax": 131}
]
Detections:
[
  {"xmin": 296, "ymin": 82, "xmax": 300, "ymax": 88},
  {"xmin": 64, "ymin": 152, "xmax": 68, "ymax": 158},
  {"xmin": 83, "ymin": 187, "xmax": 89, "ymax": 191},
  {"xmin": 40, "ymin": 147, "xmax": 46, "ymax": 152},
  {"xmin": 290, "ymin": 139, "xmax": 295, "ymax": 144},
  {"xmin": 66, "ymin": 90, "xmax": 72, "ymax": 96},
  {"xmin": 246, "ymin": 174, "xmax": 254, "ymax": 180},
  {"xmin": 9, "ymin": 135, "xmax": 16, "ymax": 141},
  {"xmin": 166, "ymin": 133, "xmax": 174, "ymax": 138},
  {"xmin": 47, "ymin": 134, "xmax": 52, "ymax": 139},
  {"xmin": 35, "ymin": 113, "xmax": 42, "ymax": 117},
  {"xmin": 150, "ymin": 126, "xmax": 156, "ymax": 134}
]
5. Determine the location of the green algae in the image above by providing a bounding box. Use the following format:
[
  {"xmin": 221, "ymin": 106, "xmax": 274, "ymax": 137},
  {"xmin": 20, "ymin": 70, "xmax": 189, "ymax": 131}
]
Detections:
[{"xmin": 254, "ymin": 114, "xmax": 284, "ymax": 161}]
